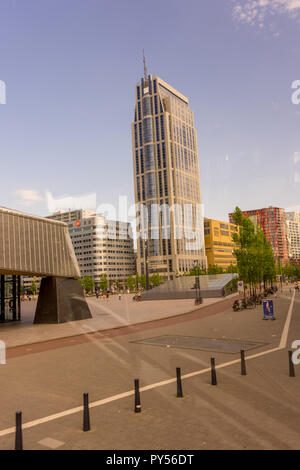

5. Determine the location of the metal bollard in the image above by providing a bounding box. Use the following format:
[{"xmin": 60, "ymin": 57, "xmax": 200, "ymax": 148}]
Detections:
[
  {"xmin": 176, "ymin": 367, "xmax": 183, "ymax": 398},
  {"xmin": 288, "ymin": 350, "xmax": 295, "ymax": 378},
  {"xmin": 15, "ymin": 411, "xmax": 23, "ymax": 450},
  {"xmin": 211, "ymin": 357, "xmax": 217, "ymax": 386},
  {"xmin": 83, "ymin": 393, "xmax": 91, "ymax": 431},
  {"xmin": 134, "ymin": 379, "xmax": 141, "ymax": 413},
  {"xmin": 241, "ymin": 350, "xmax": 247, "ymax": 376}
]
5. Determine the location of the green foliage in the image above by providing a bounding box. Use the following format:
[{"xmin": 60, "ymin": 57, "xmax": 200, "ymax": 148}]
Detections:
[
  {"xmin": 207, "ymin": 264, "xmax": 224, "ymax": 275},
  {"xmin": 30, "ymin": 281, "xmax": 37, "ymax": 294},
  {"xmin": 126, "ymin": 275, "xmax": 136, "ymax": 291},
  {"xmin": 80, "ymin": 275, "xmax": 95, "ymax": 293},
  {"xmin": 150, "ymin": 271, "xmax": 162, "ymax": 287},
  {"xmin": 281, "ymin": 260, "xmax": 300, "ymax": 279},
  {"xmin": 226, "ymin": 264, "xmax": 238, "ymax": 273},
  {"xmin": 189, "ymin": 265, "xmax": 206, "ymax": 276},
  {"xmin": 140, "ymin": 274, "xmax": 147, "ymax": 288},
  {"xmin": 99, "ymin": 274, "xmax": 108, "ymax": 291},
  {"xmin": 231, "ymin": 206, "xmax": 276, "ymax": 287}
]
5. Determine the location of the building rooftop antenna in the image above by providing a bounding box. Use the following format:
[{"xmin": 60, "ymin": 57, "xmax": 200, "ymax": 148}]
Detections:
[{"xmin": 143, "ymin": 49, "xmax": 148, "ymax": 81}]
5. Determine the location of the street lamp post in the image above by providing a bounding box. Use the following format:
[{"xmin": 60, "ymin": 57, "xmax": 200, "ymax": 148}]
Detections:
[
  {"xmin": 145, "ymin": 240, "xmax": 150, "ymax": 290},
  {"xmin": 194, "ymin": 260, "xmax": 203, "ymax": 305}
]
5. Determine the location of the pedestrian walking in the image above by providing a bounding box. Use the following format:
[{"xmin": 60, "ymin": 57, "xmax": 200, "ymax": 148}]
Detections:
[{"xmin": 118, "ymin": 293, "xmax": 122, "ymax": 300}]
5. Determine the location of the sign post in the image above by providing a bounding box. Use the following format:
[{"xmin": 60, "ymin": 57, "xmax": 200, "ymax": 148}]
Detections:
[
  {"xmin": 238, "ymin": 281, "xmax": 244, "ymax": 295},
  {"xmin": 263, "ymin": 299, "xmax": 275, "ymax": 320}
]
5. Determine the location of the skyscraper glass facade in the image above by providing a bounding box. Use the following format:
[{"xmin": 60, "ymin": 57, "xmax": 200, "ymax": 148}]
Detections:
[{"xmin": 132, "ymin": 74, "xmax": 206, "ymax": 279}]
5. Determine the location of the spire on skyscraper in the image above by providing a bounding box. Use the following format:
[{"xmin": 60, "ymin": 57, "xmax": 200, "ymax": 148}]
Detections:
[{"xmin": 143, "ymin": 49, "xmax": 148, "ymax": 81}]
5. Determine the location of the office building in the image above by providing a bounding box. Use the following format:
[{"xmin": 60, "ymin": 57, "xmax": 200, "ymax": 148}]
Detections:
[
  {"xmin": 229, "ymin": 206, "xmax": 289, "ymax": 264},
  {"xmin": 286, "ymin": 211, "xmax": 300, "ymax": 262},
  {"xmin": 132, "ymin": 66, "xmax": 206, "ymax": 280},
  {"xmin": 204, "ymin": 218, "xmax": 238, "ymax": 269},
  {"xmin": 48, "ymin": 210, "xmax": 136, "ymax": 285}
]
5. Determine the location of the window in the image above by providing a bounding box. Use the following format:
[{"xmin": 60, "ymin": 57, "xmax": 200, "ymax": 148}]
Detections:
[
  {"xmin": 160, "ymin": 115, "xmax": 165, "ymax": 140},
  {"xmin": 154, "ymin": 95, "xmax": 158, "ymax": 114},
  {"xmin": 143, "ymin": 117, "xmax": 153, "ymax": 144},
  {"xmin": 134, "ymin": 124, "xmax": 138, "ymax": 148},
  {"xmin": 142, "ymin": 96, "xmax": 151, "ymax": 117},
  {"xmin": 158, "ymin": 171, "xmax": 163, "ymax": 197},
  {"xmin": 140, "ymin": 149, "xmax": 144, "ymax": 173},
  {"xmin": 145, "ymin": 172, "xmax": 156, "ymax": 199},
  {"xmin": 138, "ymin": 122, "xmax": 143, "ymax": 146},
  {"xmin": 164, "ymin": 170, "xmax": 168, "ymax": 195},
  {"xmin": 162, "ymin": 142, "xmax": 166, "ymax": 168},
  {"xmin": 155, "ymin": 116, "xmax": 160, "ymax": 141},
  {"xmin": 136, "ymin": 177, "xmax": 141, "ymax": 201},
  {"xmin": 144, "ymin": 145, "xmax": 155, "ymax": 171},
  {"xmin": 157, "ymin": 144, "xmax": 161, "ymax": 169}
]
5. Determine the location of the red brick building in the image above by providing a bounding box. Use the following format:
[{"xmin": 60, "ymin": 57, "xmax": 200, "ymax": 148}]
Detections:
[{"xmin": 229, "ymin": 207, "xmax": 289, "ymax": 264}]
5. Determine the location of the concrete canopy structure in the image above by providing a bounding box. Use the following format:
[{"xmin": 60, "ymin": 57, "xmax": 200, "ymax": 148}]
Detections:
[
  {"xmin": 0, "ymin": 207, "xmax": 80, "ymax": 278},
  {"xmin": 0, "ymin": 207, "xmax": 91, "ymax": 324}
]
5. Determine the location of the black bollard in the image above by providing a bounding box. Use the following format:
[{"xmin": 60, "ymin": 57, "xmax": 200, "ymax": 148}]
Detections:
[
  {"xmin": 83, "ymin": 393, "xmax": 91, "ymax": 431},
  {"xmin": 134, "ymin": 379, "xmax": 141, "ymax": 413},
  {"xmin": 288, "ymin": 350, "xmax": 295, "ymax": 378},
  {"xmin": 211, "ymin": 357, "xmax": 217, "ymax": 386},
  {"xmin": 15, "ymin": 411, "xmax": 23, "ymax": 450},
  {"xmin": 241, "ymin": 350, "xmax": 247, "ymax": 376},
  {"xmin": 176, "ymin": 367, "xmax": 183, "ymax": 398}
]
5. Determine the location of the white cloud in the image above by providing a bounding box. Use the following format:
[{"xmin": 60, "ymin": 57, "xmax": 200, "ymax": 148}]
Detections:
[
  {"xmin": 294, "ymin": 152, "xmax": 300, "ymax": 164},
  {"xmin": 15, "ymin": 189, "xmax": 44, "ymax": 205},
  {"xmin": 232, "ymin": 0, "xmax": 300, "ymax": 28},
  {"xmin": 46, "ymin": 191, "xmax": 96, "ymax": 214}
]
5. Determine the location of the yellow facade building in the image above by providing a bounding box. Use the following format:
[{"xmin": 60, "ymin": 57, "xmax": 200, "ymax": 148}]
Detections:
[{"xmin": 204, "ymin": 218, "xmax": 238, "ymax": 269}]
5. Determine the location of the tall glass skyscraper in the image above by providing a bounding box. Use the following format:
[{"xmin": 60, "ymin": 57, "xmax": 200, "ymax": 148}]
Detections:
[{"xmin": 132, "ymin": 69, "xmax": 207, "ymax": 280}]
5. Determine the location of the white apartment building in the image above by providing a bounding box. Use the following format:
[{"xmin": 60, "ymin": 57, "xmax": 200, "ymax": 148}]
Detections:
[
  {"xmin": 286, "ymin": 211, "xmax": 300, "ymax": 260},
  {"xmin": 47, "ymin": 210, "xmax": 136, "ymax": 285}
]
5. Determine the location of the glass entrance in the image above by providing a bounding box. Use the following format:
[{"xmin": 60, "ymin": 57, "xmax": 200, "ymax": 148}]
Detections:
[{"xmin": 0, "ymin": 275, "xmax": 21, "ymax": 322}]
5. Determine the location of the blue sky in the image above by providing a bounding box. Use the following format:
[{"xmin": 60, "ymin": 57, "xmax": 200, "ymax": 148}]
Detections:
[{"xmin": 0, "ymin": 0, "xmax": 299, "ymax": 221}]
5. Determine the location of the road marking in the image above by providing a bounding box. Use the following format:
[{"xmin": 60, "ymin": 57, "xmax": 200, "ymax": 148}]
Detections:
[
  {"xmin": 279, "ymin": 289, "xmax": 295, "ymax": 349},
  {"xmin": 0, "ymin": 292, "xmax": 296, "ymax": 438}
]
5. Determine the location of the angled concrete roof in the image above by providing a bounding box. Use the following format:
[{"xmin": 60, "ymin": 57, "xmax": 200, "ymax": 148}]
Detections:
[{"xmin": 0, "ymin": 207, "xmax": 80, "ymax": 278}]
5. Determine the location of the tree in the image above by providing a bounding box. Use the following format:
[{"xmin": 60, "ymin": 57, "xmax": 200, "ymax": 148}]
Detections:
[
  {"xmin": 140, "ymin": 274, "xmax": 147, "ymax": 288},
  {"xmin": 81, "ymin": 275, "xmax": 95, "ymax": 293},
  {"xmin": 189, "ymin": 265, "xmax": 206, "ymax": 276},
  {"xmin": 231, "ymin": 206, "xmax": 276, "ymax": 294},
  {"xmin": 126, "ymin": 275, "xmax": 136, "ymax": 291},
  {"xmin": 30, "ymin": 281, "xmax": 37, "ymax": 295},
  {"xmin": 150, "ymin": 271, "xmax": 162, "ymax": 287},
  {"xmin": 207, "ymin": 264, "xmax": 224, "ymax": 275},
  {"xmin": 226, "ymin": 264, "xmax": 238, "ymax": 273},
  {"xmin": 99, "ymin": 274, "xmax": 108, "ymax": 291}
]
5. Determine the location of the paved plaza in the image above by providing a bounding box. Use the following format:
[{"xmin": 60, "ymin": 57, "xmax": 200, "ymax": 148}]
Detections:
[
  {"xmin": 0, "ymin": 288, "xmax": 299, "ymax": 450},
  {"xmin": 0, "ymin": 293, "xmax": 237, "ymax": 348}
]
